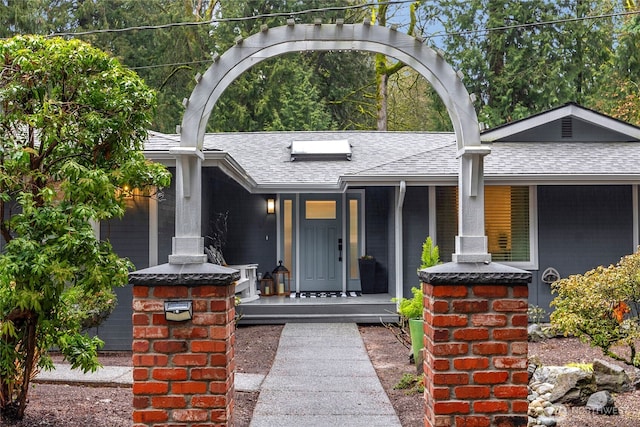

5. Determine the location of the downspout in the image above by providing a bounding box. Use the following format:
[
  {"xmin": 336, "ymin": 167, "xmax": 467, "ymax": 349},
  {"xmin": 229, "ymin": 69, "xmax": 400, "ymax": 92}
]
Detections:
[{"xmin": 395, "ymin": 181, "xmax": 406, "ymax": 311}]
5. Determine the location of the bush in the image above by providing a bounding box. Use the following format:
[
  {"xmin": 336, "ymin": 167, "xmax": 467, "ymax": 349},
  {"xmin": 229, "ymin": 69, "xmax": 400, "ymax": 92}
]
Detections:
[{"xmin": 550, "ymin": 249, "xmax": 640, "ymax": 368}]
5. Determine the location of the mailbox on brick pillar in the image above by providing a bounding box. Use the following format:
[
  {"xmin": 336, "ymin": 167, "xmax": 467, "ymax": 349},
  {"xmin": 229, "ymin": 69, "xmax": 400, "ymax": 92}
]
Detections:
[
  {"xmin": 418, "ymin": 262, "xmax": 532, "ymax": 427},
  {"xmin": 129, "ymin": 262, "xmax": 240, "ymax": 427}
]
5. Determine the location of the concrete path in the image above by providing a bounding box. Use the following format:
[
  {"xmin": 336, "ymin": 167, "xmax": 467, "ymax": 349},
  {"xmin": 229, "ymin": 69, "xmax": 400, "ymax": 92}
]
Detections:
[
  {"xmin": 249, "ymin": 322, "xmax": 401, "ymax": 427},
  {"xmin": 34, "ymin": 364, "xmax": 263, "ymax": 392}
]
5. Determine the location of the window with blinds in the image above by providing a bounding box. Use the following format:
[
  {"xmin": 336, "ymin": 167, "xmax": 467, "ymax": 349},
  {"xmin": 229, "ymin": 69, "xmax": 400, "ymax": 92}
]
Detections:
[{"xmin": 436, "ymin": 186, "xmax": 530, "ymax": 263}]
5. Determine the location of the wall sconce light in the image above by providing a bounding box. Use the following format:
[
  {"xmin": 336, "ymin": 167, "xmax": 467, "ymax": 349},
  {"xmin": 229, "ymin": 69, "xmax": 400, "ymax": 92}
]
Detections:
[
  {"xmin": 267, "ymin": 198, "xmax": 275, "ymax": 214},
  {"xmin": 164, "ymin": 300, "xmax": 193, "ymax": 322}
]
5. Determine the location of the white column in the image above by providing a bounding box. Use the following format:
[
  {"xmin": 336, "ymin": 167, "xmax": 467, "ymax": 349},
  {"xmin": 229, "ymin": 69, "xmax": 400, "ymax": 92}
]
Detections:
[
  {"xmin": 452, "ymin": 146, "xmax": 492, "ymax": 264},
  {"xmin": 168, "ymin": 147, "xmax": 207, "ymax": 264}
]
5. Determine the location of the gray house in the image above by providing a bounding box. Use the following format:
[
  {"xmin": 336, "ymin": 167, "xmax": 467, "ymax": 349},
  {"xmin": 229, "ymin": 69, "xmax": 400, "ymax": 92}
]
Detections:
[{"xmin": 94, "ymin": 103, "xmax": 640, "ymax": 350}]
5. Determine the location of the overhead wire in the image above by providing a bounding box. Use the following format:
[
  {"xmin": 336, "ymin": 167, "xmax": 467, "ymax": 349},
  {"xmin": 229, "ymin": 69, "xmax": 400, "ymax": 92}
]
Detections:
[
  {"xmin": 49, "ymin": 0, "xmax": 417, "ymax": 37},
  {"xmin": 43, "ymin": 0, "xmax": 640, "ymax": 71}
]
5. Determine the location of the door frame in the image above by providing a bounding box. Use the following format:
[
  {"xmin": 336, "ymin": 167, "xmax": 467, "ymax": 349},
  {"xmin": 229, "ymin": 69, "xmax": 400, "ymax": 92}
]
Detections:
[{"xmin": 278, "ymin": 191, "xmax": 365, "ymax": 293}]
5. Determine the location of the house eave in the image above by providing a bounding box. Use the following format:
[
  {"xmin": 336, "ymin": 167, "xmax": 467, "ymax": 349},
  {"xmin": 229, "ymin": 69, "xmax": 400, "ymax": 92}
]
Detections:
[
  {"xmin": 481, "ymin": 103, "xmax": 640, "ymax": 142},
  {"xmin": 145, "ymin": 149, "xmax": 257, "ymax": 192},
  {"xmin": 484, "ymin": 174, "xmax": 640, "ymax": 185}
]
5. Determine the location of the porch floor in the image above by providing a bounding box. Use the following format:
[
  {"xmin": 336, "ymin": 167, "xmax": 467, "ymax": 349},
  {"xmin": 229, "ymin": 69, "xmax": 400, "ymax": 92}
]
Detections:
[{"xmin": 236, "ymin": 293, "xmax": 399, "ymax": 325}]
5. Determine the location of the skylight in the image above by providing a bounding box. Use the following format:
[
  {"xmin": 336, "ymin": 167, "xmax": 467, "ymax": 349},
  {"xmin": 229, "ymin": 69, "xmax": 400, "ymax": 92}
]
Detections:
[{"xmin": 290, "ymin": 140, "xmax": 352, "ymax": 161}]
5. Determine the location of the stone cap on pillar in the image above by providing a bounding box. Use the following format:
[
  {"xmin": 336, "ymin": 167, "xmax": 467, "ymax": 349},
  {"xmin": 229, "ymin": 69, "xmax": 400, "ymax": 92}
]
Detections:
[
  {"xmin": 418, "ymin": 262, "xmax": 532, "ymax": 285},
  {"xmin": 129, "ymin": 262, "xmax": 240, "ymax": 286}
]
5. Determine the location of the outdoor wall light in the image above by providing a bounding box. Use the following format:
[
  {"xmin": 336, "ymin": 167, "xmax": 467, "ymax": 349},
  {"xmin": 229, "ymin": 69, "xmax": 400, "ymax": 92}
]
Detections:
[
  {"xmin": 164, "ymin": 300, "xmax": 193, "ymax": 322},
  {"xmin": 267, "ymin": 198, "xmax": 276, "ymax": 214}
]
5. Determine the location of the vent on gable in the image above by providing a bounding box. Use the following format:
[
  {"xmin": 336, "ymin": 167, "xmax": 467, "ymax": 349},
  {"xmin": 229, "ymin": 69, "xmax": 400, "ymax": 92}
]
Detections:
[
  {"xmin": 290, "ymin": 140, "xmax": 352, "ymax": 161},
  {"xmin": 561, "ymin": 117, "xmax": 573, "ymax": 138}
]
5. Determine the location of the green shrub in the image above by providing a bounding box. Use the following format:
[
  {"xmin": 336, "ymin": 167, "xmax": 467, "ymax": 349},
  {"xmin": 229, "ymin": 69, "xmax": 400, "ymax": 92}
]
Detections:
[{"xmin": 550, "ymin": 249, "xmax": 640, "ymax": 368}]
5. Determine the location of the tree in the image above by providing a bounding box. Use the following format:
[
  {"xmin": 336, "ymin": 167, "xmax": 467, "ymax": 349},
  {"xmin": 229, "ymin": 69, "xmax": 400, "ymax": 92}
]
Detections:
[
  {"xmin": 371, "ymin": 1, "xmax": 421, "ymax": 131},
  {"xmin": 0, "ymin": 35, "xmax": 170, "ymax": 421},
  {"xmin": 208, "ymin": 0, "xmax": 370, "ymax": 132},
  {"xmin": 421, "ymin": 0, "xmax": 622, "ymax": 127},
  {"xmin": 588, "ymin": 1, "xmax": 640, "ymax": 125},
  {"xmin": 550, "ymin": 250, "xmax": 640, "ymax": 368}
]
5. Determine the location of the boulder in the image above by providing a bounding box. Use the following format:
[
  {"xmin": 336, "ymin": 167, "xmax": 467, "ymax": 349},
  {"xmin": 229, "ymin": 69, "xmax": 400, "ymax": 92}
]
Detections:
[
  {"xmin": 593, "ymin": 359, "xmax": 632, "ymax": 393},
  {"xmin": 533, "ymin": 366, "xmax": 596, "ymax": 405},
  {"xmin": 585, "ymin": 390, "xmax": 619, "ymax": 415}
]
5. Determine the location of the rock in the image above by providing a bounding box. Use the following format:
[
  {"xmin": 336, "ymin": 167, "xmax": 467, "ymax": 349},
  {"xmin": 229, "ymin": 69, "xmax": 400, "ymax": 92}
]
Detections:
[
  {"xmin": 585, "ymin": 390, "xmax": 619, "ymax": 415},
  {"xmin": 633, "ymin": 368, "xmax": 640, "ymax": 390},
  {"xmin": 529, "ymin": 324, "xmax": 548, "ymax": 342},
  {"xmin": 593, "ymin": 359, "xmax": 632, "ymax": 393},
  {"xmin": 528, "ymin": 355, "xmax": 542, "ymax": 381},
  {"xmin": 536, "ymin": 415, "xmax": 557, "ymax": 426},
  {"xmin": 537, "ymin": 383, "xmax": 554, "ymax": 395},
  {"xmin": 533, "ymin": 366, "xmax": 596, "ymax": 405}
]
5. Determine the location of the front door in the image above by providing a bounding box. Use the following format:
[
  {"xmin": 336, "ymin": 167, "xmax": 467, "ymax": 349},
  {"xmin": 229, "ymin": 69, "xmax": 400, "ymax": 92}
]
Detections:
[{"xmin": 299, "ymin": 195, "xmax": 342, "ymax": 292}]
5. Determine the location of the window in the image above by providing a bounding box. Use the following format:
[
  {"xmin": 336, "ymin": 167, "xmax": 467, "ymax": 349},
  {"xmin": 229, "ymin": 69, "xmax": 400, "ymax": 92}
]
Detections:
[
  {"xmin": 349, "ymin": 198, "xmax": 359, "ymax": 279},
  {"xmin": 305, "ymin": 200, "xmax": 336, "ymax": 219},
  {"xmin": 436, "ymin": 186, "xmax": 534, "ymax": 266}
]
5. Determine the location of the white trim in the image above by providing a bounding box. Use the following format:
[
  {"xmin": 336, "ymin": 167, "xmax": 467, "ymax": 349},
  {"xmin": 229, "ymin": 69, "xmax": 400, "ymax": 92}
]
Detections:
[
  {"xmin": 633, "ymin": 185, "xmax": 638, "ymax": 251},
  {"xmin": 428, "ymin": 186, "xmax": 437, "ymax": 246},
  {"xmin": 341, "ymin": 192, "xmax": 347, "ymax": 293},
  {"xmin": 395, "ymin": 182, "xmax": 406, "ymax": 303},
  {"xmin": 294, "ymin": 194, "xmax": 300, "ymax": 293},
  {"xmin": 149, "ymin": 195, "xmax": 158, "ymax": 267}
]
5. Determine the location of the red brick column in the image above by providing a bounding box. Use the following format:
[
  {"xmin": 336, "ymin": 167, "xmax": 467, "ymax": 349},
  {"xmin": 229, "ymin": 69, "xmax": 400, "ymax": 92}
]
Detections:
[
  {"xmin": 419, "ymin": 263, "xmax": 531, "ymax": 427},
  {"xmin": 129, "ymin": 264, "xmax": 239, "ymax": 427}
]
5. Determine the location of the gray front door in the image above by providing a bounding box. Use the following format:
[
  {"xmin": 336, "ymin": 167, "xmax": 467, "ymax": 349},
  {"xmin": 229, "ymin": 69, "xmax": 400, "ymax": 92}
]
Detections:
[{"xmin": 300, "ymin": 195, "xmax": 342, "ymax": 292}]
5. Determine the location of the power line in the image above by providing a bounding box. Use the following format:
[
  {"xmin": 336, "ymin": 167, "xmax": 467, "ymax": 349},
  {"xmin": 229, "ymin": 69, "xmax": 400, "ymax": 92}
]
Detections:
[
  {"xmin": 126, "ymin": 7, "xmax": 640, "ymax": 72},
  {"xmin": 427, "ymin": 8, "xmax": 640, "ymax": 41},
  {"xmin": 50, "ymin": 0, "xmax": 417, "ymax": 38}
]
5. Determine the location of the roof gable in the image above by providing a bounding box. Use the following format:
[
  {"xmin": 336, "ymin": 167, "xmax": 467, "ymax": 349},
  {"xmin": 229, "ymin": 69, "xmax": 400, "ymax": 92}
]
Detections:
[{"xmin": 481, "ymin": 103, "xmax": 640, "ymax": 143}]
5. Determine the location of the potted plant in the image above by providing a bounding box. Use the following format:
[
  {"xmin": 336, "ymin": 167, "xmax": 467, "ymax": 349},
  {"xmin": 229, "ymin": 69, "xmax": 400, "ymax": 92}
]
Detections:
[{"xmin": 395, "ymin": 237, "xmax": 440, "ymax": 365}]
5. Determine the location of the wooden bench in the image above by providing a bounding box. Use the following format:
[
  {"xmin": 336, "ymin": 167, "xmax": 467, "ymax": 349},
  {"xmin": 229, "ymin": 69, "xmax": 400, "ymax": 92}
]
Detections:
[{"xmin": 230, "ymin": 264, "xmax": 259, "ymax": 302}]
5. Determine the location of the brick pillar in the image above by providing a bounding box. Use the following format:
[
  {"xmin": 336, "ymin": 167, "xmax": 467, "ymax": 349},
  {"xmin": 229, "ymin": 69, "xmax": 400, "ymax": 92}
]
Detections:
[
  {"xmin": 418, "ymin": 263, "xmax": 532, "ymax": 427},
  {"xmin": 129, "ymin": 263, "xmax": 239, "ymax": 427}
]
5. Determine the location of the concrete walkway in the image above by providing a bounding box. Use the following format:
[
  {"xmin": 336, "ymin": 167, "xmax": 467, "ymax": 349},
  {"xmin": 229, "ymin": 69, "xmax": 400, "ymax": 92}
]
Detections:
[
  {"xmin": 35, "ymin": 322, "xmax": 401, "ymax": 426},
  {"xmin": 249, "ymin": 322, "xmax": 401, "ymax": 427},
  {"xmin": 34, "ymin": 363, "xmax": 263, "ymax": 393}
]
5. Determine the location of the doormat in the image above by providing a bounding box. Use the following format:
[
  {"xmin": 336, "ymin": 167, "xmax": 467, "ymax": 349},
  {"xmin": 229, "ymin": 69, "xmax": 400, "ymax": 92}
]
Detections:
[{"xmin": 294, "ymin": 291, "xmax": 361, "ymax": 298}]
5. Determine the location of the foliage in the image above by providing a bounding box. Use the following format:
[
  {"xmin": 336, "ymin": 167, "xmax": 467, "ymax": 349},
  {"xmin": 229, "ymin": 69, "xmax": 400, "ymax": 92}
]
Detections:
[
  {"xmin": 0, "ymin": 35, "xmax": 170, "ymax": 421},
  {"xmin": 550, "ymin": 249, "xmax": 640, "ymax": 368},
  {"xmin": 527, "ymin": 305, "xmax": 548, "ymax": 325},
  {"xmin": 565, "ymin": 362, "xmax": 593, "ymax": 373},
  {"xmin": 420, "ymin": 236, "xmax": 440, "ymax": 270},
  {"xmin": 393, "ymin": 372, "xmax": 424, "ymax": 395},
  {"xmin": 394, "ymin": 236, "xmax": 440, "ymax": 321},
  {"xmin": 420, "ymin": 0, "xmax": 629, "ymax": 127},
  {"xmin": 396, "ymin": 286, "xmax": 424, "ymax": 321}
]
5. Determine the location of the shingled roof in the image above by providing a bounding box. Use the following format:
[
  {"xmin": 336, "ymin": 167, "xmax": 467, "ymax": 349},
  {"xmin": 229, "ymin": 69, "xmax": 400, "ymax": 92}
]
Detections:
[{"xmin": 145, "ymin": 105, "xmax": 640, "ymax": 192}]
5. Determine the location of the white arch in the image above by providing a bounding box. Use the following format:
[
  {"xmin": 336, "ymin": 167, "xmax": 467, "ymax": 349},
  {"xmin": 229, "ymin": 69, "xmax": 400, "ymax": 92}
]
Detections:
[{"xmin": 170, "ymin": 23, "xmax": 490, "ymax": 265}]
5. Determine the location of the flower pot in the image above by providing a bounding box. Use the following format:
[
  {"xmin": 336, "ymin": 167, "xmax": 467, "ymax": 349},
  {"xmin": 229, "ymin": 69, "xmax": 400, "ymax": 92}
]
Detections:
[
  {"xmin": 408, "ymin": 318, "xmax": 425, "ymax": 364},
  {"xmin": 358, "ymin": 258, "xmax": 377, "ymax": 294}
]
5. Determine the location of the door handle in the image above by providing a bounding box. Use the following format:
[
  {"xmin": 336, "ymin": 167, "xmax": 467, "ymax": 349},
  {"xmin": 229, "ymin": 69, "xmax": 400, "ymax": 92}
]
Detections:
[{"xmin": 338, "ymin": 238, "xmax": 343, "ymax": 262}]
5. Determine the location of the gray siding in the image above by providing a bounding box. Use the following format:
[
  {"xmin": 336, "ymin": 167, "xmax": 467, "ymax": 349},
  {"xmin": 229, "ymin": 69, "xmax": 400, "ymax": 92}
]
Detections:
[
  {"xmin": 505, "ymin": 118, "xmax": 636, "ymax": 142},
  {"xmin": 534, "ymin": 185, "xmax": 634, "ymax": 311},
  {"xmin": 204, "ymin": 168, "xmax": 277, "ymax": 275},
  {"xmin": 402, "ymin": 187, "xmax": 430, "ymax": 297},
  {"xmin": 95, "ymin": 195, "xmax": 150, "ymax": 351}
]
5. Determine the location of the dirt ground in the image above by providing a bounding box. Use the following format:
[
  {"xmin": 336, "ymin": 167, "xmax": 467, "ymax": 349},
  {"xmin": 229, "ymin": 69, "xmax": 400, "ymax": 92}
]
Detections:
[{"xmin": 4, "ymin": 325, "xmax": 640, "ymax": 427}]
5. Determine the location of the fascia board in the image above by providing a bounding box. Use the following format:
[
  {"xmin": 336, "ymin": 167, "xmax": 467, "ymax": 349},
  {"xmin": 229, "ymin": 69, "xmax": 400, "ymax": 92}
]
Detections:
[
  {"xmin": 340, "ymin": 175, "xmax": 457, "ymax": 186},
  {"xmin": 485, "ymin": 174, "xmax": 640, "ymax": 185}
]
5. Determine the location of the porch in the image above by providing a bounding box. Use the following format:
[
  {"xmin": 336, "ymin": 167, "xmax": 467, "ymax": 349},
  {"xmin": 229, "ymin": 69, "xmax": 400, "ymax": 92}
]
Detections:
[{"xmin": 235, "ymin": 293, "xmax": 399, "ymax": 325}]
